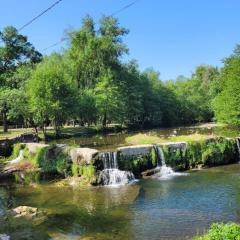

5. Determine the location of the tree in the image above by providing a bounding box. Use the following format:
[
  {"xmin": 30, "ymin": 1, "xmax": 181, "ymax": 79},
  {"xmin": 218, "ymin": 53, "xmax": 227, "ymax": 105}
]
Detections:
[
  {"xmin": 0, "ymin": 26, "xmax": 41, "ymax": 86},
  {"xmin": 27, "ymin": 54, "xmax": 78, "ymax": 137},
  {"xmin": 0, "ymin": 26, "xmax": 41, "ymax": 132},
  {"xmin": 213, "ymin": 45, "xmax": 240, "ymax": 124}
]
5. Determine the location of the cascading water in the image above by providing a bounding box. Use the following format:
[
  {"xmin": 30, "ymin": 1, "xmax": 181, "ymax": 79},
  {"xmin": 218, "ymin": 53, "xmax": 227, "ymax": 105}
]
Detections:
[
  {"xmin": 99, "ymin": 151, "xmax": 135, "ymax": 186},
  {"xmin": 154, "ymin": 145, "xmax": 187, "ymax": 180},
  {"xmin": 8, "ymin": 149, "xmax": 23, "ymax": 164}
]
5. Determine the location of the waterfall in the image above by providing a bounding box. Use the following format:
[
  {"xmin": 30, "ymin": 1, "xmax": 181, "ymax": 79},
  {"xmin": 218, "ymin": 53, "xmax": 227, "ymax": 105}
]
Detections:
[
  {"xmin": 99, "ymin": 152, "xmax": 135, "ymax": 186},
  {"xmin": 8, "ymin": 149, "xmax": 23, "ymax": 165},
  {"xmin": 154, "ymin": 145, "xmax": 187, "ymax": 180}
]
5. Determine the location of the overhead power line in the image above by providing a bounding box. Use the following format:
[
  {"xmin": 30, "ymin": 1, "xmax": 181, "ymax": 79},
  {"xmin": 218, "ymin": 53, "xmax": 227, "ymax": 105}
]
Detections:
[
  {"xmin": 111, "ymin": 0, "xmax": 139, "ymax": 16},
  {"xmin": 18, "ymin": 0, "xmax": 63, "ymax": 31},
  {"xmin": 41, "ymin": 0, "xmax": 140, "ymax": 52}
]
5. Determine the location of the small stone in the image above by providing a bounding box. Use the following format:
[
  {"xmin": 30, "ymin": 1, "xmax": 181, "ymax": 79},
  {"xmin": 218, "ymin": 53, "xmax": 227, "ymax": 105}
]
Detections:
[{"xmin": 0, "ymin": 234, "xmax": 10, "ymax": 240}]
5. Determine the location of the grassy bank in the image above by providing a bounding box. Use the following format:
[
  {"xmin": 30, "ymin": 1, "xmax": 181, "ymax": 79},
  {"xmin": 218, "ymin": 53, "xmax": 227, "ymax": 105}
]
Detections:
[{"xmin": 125, "ymin": 133, "xmax": 215, "ymax": 145}]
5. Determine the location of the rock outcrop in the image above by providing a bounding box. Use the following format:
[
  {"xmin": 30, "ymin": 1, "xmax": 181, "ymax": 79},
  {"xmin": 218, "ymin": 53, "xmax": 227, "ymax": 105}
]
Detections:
[
  {"xmin": 118, "ymin": 144, "xmax": 153, "ymax": 157},
  {"xmin": 158, "ymin": 142, "xmax": 187, "ymax": 151},
  {"xmin": 26, "ymin": 143, "xmax": 49, "ymax": 155},
  {"xmin": 69, "ymin": 148, "xmax": 99, "ymax": 165}
]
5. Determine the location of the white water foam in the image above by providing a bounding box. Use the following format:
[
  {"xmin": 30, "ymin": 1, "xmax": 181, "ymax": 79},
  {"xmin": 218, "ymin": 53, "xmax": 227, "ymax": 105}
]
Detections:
[
  {"xmin": 8, "ymin": 149, "xmax": 23, "ymax": 164},
  {"xmin": 100, "ymin": 152, "xmax": 136, "ymax": 186},
  {"xmin": 154, "ymin": 146, "xmax": 188, "ymax": 180}
]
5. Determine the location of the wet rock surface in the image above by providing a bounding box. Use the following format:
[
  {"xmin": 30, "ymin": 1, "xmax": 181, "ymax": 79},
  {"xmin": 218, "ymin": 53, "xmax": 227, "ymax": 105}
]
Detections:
[
  {"xmin": 9, "ymin": 206, "xmax": 46, "ymax": 219},
  {"xmin": 69, "ymin": 148, "xmax": 99, "ymax": 165}
]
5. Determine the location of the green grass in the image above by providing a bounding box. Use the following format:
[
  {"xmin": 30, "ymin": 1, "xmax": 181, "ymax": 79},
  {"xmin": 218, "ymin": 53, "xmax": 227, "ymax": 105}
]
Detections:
[{"xmin": 125, "ymin": 133, "xmax": 215, "ymax": 145}]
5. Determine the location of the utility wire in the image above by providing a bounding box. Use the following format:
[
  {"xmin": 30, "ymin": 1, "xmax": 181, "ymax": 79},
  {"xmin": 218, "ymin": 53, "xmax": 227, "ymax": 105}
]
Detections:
[
  {"xmin": 18, "ymin": 0, "xmax": 63, "ymax": 31},
  {"xmin": 41, "ymin": 0, "xmax": 140, "ymax": 52},
  {"xmin": 111, "ymin": 0, "xmax": 139, "ymax": 16}
]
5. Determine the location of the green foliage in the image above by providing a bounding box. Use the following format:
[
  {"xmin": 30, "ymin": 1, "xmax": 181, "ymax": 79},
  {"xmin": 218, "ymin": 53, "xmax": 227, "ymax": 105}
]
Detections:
[
  {"xmin": 27, "ymin": 53, "xmax": 78, "ymax": 136},
  {"xmin": 8, "ymin": 143, "xmax": 21, "ymax": 160},
  {"xmin": 71, "ymin": 163, "xmax": 79, "ymax": 177},
  {"xmin": 118, "ymin": 153, "xmax": 156, "ymax": 176},
  {"xmin": 201, "ymin": 139, "xmax": 237, "ymax": 166},
  {"xmin": 32, "ymin": 146, "xmax": 70, "ymax": 176},
  {"xmin": 194, "ymin": 223, "xmax": 240, "ymax": 240},
  {"xmin": 164, "ymin": 147, "xmax": 189, "ymax": 171},
  {"xmin": 213, "ymin": 45, "xmax": 240, "ymax": 124},
  {"xmin": 163, "ymin": 138, "xmax": 238, "ymax": 171},
  {"xmin": 14, "ymin": 171, "xmax": 40, "ymax": 185},
  {"xmin": 151, "ymin": 147, "xmax": 157, "ymax": 166},
  {"xmin": 71, "ymin": 163, "xmax": 96, "ymax": 181}
]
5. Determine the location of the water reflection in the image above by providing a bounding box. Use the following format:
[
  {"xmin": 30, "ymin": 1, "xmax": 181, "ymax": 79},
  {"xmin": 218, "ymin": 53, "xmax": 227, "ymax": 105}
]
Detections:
[{"xmin": 1, "ymin": 165, "xmax": 240, "ymax": 239}]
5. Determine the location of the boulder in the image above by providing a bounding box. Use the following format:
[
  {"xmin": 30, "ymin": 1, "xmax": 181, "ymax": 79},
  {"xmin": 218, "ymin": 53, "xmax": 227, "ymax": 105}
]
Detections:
[
  {"xmin": 69, "ymin": 148, "xmax": 99, "ymax": 165},
  {"xmin": 0, "ymin": 234, "xmax": 10, "ymax": 240},
  {"xmin": 26, "ymin": 143, "xmax": 49, "ymax": 155},
  {"xmin": 117, "ymin": 144, "xmax": 153, "ymax": 157},
  {"xmin": 9, "ymin": 206, "xmax": 46, "ymax": 219}
]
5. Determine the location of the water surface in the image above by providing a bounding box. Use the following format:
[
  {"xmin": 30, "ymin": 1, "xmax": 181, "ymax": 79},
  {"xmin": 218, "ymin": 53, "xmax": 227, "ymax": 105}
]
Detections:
[{"xmin": 1, "ymin": 164, "xmax": 240, "ymax": 239}]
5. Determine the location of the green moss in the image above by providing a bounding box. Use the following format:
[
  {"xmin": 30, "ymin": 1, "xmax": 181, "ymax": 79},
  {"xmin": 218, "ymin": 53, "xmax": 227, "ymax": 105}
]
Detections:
[
  {"xmin": 162, "ymin": 138, "xmax": 238, "ymax": 171},
  {"xmin": 118, "ymin": 153, "xmax": 155, "ymax": 176},
  {"xmin": 71, "ymin": 163, "xmax": 96, "ymax": 182},
  {"xmin": 31, "ymin": 145, "xmax": 70, "ymax": 176},
  {"xmin": 193, "ymin": 223, "xmax": 240, "ymax": 240},
  {"xmin": 151, "ymin": 147, "xmax": 157, "ymax": 166},
  {"xmin": 71, "ymin": 163, "xmax": 79, "ymax": 177},
  {"xmin": 14, "ymin": 171, "xmax": 40, "ymax": 185},
  {"xmin": 6, "ymin": 143, "xmax": 26, "ymax": 161}
]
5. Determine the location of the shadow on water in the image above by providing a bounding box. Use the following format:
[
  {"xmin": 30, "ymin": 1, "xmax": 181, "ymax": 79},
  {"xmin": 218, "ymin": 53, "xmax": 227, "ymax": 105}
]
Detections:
[{"xmin": 1, "ymin": 164, "xmax": 240, "ymax": 239}]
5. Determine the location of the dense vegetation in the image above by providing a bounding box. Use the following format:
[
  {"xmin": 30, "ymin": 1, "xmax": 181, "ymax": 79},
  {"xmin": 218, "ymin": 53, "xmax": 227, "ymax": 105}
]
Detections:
[
  {"xmin": 0, "ymin": 15, "xmax": 240, "ymax": 137},
  {"xmin": 194, "ymin": 223, "xmax": 240, "ymax": 240}
]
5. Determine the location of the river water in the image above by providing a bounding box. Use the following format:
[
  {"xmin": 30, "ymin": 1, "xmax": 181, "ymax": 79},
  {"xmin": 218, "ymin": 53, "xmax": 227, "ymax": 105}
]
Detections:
[{"xmin": 0, "ymin": 164, "xmax": 240, "ymax": 239}]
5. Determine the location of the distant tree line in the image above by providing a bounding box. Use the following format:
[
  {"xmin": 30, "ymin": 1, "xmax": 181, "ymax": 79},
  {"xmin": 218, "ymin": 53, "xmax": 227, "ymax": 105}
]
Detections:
[{"xmin": 0, "ymin": 15, "xmax": 239, "ymax": 136}]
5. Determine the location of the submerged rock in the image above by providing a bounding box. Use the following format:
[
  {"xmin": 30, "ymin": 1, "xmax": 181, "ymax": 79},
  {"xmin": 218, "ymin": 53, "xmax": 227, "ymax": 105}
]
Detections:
[
  {"xmin": 69, "ymin": 148, "xmax": 99, "ymax": 165},
  {"xmin": 0, "ymin": 234, "xmax": 10, "ymax": 240},
  {"xmin": 9, "ymin": 206, "xmax": 46, "ymax": 219}
]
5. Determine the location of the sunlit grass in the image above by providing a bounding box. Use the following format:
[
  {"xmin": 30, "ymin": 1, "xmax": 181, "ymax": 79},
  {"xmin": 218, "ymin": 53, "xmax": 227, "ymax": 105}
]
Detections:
[
  {"xmin": 125, "ymin": 133, "xmax": 216, "ymax": 145},
  {"xmin": 168, "ymin": 133, "xmax": 215, "ymax": 143}
]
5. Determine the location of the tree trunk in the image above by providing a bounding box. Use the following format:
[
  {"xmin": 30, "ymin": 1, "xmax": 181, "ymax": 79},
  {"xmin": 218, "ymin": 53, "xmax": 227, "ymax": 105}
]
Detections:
[
  {"xmin": 2, "ymin": 111, "xmax": 8, "ymax": 133},
  {"xmin": 102, "ymin": 112, "xmax": 107, "ymax": 129}
]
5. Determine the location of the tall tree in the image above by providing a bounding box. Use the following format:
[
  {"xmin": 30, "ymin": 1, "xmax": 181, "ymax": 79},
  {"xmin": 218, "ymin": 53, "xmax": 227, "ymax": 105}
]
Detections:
[
  {"xmin": 27, "ymin": 54, "xmax": 78, "ymax": 137},
  {"xmin": 213, "ymin": 45, "xmax": 240, "ymax": 124},
  {"xmin": 0, "ymin": 26, "xmax": 41, "ymax": 132}
]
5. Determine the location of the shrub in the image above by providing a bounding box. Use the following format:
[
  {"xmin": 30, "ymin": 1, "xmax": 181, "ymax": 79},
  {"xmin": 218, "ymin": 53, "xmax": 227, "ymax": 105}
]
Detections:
[{"xmin": 194, "ymin": 223, "xmax": 240, "ymax": 240}]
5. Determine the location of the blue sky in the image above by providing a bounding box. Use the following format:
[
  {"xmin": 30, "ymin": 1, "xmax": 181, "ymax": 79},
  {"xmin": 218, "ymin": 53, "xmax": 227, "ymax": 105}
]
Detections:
[{"xmin": 1, "ymin": 0, "xmax": 240, "ymax": 80}]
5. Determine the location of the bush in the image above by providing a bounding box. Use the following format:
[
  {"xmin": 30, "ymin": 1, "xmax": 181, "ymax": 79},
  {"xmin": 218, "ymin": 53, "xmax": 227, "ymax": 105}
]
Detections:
[{"xmin": 194, "ymin": 223, "xmax": 240, "ymax": 240}]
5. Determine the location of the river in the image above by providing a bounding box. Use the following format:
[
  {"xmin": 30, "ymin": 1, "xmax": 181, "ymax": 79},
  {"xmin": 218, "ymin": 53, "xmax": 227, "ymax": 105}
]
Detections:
[{"xmin": 0, "ymin": 164, "xmax": 240, "ymax": 239}]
